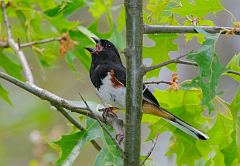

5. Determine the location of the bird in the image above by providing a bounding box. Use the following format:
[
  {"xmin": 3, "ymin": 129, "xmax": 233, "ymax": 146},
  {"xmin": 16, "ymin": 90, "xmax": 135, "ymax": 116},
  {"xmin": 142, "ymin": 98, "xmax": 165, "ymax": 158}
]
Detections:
[{"xmin": 85, "ymin": 37, "xmax": 209, "ymax": 142}]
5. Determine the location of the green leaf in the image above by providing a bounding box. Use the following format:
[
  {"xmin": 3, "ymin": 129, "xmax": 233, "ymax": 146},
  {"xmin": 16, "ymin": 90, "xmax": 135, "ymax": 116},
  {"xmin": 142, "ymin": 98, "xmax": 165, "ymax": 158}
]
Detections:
[
  {"xmin": 86, "ymin": 0, "xmax": 112, "ymax": 18},
  {"xmin": 173, "ymin": 0, "xmax": 224, "ymax": 17},
  {"xmin": 223, "ymin": 87, "xmax": 240, "ymax": 164},
  {"xmin": 44, "ymin": 0, "xmax": 85, "ymax": 17},
  {"xmin": 145, "ymin": 0, "xmax": 179, "ymax": 25},
  {"xmin": 0, "ymin": 84, "xmax": 12, "ymax": 106},
  {"xmin": 143, "ymin": 34, "xmax": 178, "ymax": 78},
  {"xmin": 110, "ymin": 24, "xmax": 125, "ymax": 50},
  {"xmin": 46, "ymin": 15, "xmax": 79, "ymax": 32},
  {"xmin": 153, "ymin": 89, "xmax": 203, "ymax": 110},
  {"xmin": 93, "ymin": 128, "xmax": 122, "ymax": 166},
  {"xmin": 165, "ymin": 108, "xmax": 233, "ymax": 166},
  {"xmin": 166, "ymin": 131, "xmax": 202, "ymax": 166},
  {"xmin": 140, "ymin": 156, "xmax": 153, "ymax": 166},
  {"xmin": 68, "ymin": 27, "xmax": 95, "ymax": 70},
  {"xmin": 222, "ymin": 131, "xmax": 239, "ymax": 166},
  {"xmin": 0, "ymin": 50, "xmax": 23, "ymax": 80},
  {"xmin": 88, "ymin": 20, "xmax": 112, "ymax": 39},
  {"xmin": 195, "ymin": 113, "xmax": 234, "ymax": 163},
  {"xmin": 184, "ymin": 19, "xmax": 215, "ymax": 44},
  {"xmin": 184, "ymin": 31, "xmax": 225, "ymax": 111},
  {"xmin": 64, "ymin": 51, "xmax": 77, "ymax": 71},
  {"xmin": 55, "ymin": 132, "xmax": 88, "ymax": 166},
  {"xmin": 225, "ymin": 53, "xmax": 240, "ymax": 83},
  {"xmin": 55, "ymin": 117, "xmax": 99, "ymax": 166},
  {"xmin": 117, "ymin": 6, "xmax": 125, "ymax": 32}
]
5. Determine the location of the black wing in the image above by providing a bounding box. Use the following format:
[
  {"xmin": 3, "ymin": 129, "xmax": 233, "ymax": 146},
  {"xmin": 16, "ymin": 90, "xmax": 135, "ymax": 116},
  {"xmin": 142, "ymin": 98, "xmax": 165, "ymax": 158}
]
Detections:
[
  {"xmin": 90, "ymin": 61, "xmax": 126, "ymax": 89},
  {"xmin": 113, "ymin": 63, "xmax": 160, "ymax": 107},
  {"xmin": 143, "ymin": 87, "xmax": 160, "ymax": 107},
  {"xmin": 91, "ymin": 61, "xmax": 160, "ymax": 107}
]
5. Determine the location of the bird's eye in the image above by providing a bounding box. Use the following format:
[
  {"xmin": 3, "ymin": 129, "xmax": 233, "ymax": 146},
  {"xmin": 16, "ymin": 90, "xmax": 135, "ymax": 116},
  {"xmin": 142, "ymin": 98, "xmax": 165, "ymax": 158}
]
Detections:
[{"xmin": 107, "ymin": 44, "xmax": 112, "ymax": 48}]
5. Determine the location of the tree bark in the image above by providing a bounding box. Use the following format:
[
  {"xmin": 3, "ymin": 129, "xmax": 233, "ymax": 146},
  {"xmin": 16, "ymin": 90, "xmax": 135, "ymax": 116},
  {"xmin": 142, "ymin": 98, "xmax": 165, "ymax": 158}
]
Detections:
[
  {"xmin": 124, "ymin": 0, "xmax": 143, "ymax": 165},
  {"xmin": 144, "ymin": 25, "xmax": 240, "ymax": 35}
]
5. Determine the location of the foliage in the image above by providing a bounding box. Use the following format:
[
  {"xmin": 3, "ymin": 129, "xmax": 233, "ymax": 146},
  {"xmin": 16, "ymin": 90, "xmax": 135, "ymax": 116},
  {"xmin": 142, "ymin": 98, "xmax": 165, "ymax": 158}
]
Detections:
[
  {"xmin": 0, "ymin": 0, "xmax": 239, "ymax": 166},
  {"xmin": 55, "ymin": 117, "xmax": 100, "ymax": 166},
  {"xmin": 143, "ymin": 34, "xmax": 178, "ymax": 78},
  {"xmin": 225, "ymin": 53, "xmax": 240, "ymax": 83},
  {"xmin": 172, "ymin": 0, "xmax": 224, "ymax": 17},
  {"xmin": 184, "ymin": 29, "xmax": 225, "ymax": 111}
]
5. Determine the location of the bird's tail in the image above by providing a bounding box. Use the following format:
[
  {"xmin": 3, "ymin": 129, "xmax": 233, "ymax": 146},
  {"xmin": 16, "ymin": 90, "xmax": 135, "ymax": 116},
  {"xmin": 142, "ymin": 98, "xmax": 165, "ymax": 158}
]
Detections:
[{"xmin": 143, "ymin": 101, "xmax": 209, "ymax": 140}]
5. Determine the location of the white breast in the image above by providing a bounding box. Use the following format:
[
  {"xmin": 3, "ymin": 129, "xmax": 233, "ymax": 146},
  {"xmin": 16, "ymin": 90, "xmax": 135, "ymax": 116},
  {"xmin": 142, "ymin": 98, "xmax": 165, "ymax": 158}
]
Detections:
[{"xmin": 96, "ymin": 73, "xmax": 126, "ymax": 109}]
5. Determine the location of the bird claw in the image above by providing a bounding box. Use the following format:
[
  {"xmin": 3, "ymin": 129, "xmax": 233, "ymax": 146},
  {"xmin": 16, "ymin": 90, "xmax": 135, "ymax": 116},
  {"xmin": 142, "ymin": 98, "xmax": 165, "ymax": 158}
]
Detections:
[
  {"xmin": 99, "ymin": 107, "xmax": 117, "ymax": 123},
  {"xmin": 116, "ymin": 134, "xmax": 124, "ymax": 145}
]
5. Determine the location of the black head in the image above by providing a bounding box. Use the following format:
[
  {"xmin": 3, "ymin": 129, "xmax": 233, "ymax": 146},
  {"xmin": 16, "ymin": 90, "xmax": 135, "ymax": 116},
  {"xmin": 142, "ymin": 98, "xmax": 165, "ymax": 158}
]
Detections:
[{"xmin": 85, "ymin": 37, "xmax": 122, "ymax": 64}]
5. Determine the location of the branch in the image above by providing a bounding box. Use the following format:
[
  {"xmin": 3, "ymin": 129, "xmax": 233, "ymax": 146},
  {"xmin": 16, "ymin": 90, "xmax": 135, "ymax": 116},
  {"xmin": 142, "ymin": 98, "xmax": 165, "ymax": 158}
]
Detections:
[
  {"xmin": 0, "ymin": 72, "xmax": 89, "ymax": 114},
  {"xmin": 20, "ymin": 37, "xmax": 62, "ymax": 48},
  {"xmin": 0, "ymin": 72, "xmax": 124, "ymax": 152},
  {"xmin": 144, "ymin": 80, "xmax": 171, "ymax": 85},
  {"xmin": 227, "ymin": 70, "xmax": 240, "ymax": 76},
  {"xmin": 79, "ymin": 93, "xmax": 124, "ymax": 154},
  {"xmin": 1, "ymin": 0, "xmax": 34, "ymax": 83},
  {"xmin": 144, "ymin": 54, "xmax": 197, "ymax": 73},
  {"xmin": 0, "ymin": 37, "xmax": 62, "ymax": 49},
  {"xmin": 144, "ymin": 25, "xmax": 240, "ymax": 35},
  {"xmin": 54, "ymin": 105, "xmax": 101, "ymax": 151},
  {"xmin": 140, "ymin": 135, "xmax": 159, "ymax": 166}
]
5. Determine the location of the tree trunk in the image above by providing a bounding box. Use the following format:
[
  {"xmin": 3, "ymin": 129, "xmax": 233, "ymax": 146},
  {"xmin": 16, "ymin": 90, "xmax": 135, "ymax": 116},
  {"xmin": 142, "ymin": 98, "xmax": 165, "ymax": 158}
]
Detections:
[{"xmin": 124, "ymin": 0, "xmax": 143, "ymax": 165}]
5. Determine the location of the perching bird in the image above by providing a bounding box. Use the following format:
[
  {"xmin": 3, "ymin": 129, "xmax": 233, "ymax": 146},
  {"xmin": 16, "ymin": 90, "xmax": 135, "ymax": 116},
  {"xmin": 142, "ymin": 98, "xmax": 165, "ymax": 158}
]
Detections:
[{"xmin": 85, "ymin": 38, "xmax": 209, "ymax": 141}]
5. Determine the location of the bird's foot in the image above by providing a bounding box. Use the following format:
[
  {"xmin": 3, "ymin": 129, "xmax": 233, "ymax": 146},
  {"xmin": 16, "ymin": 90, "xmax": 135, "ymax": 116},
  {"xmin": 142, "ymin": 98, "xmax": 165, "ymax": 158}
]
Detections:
[
  {"xmin": 116, "ymin": 133, "xmax": 124, "ymax": 145},
  {"xmin": 99, "ymin": 107, "xmax": 118, "ymax": 123}
]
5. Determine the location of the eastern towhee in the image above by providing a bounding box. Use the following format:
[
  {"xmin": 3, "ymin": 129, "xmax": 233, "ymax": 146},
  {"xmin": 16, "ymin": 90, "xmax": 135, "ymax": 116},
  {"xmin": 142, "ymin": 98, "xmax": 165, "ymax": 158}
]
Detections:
[{"xmin": 85, "ymin": 37, "xmax": 209, "ymax": 140}]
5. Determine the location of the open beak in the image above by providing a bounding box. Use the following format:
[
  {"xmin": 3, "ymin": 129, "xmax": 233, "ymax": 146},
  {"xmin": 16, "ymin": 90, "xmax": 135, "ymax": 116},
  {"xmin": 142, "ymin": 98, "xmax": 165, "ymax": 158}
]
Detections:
[
  {"xmin": 84, "ymin": 47, "xmax": 95, "ymax": 53},
  {"xmin": 91, "ymin": 37, "xmax": 100, "ymax": 43},
  {"xmin": 91, "ymin": 37, "xmax": 103, "ymax": 52}
]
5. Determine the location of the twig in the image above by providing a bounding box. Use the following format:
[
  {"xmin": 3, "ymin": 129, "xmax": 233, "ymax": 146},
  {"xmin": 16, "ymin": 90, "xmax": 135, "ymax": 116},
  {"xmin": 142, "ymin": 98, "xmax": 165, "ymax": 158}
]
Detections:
[
  {"xmin": 0, "ymin": 71, "xmax": 124, "ymax": 153},
  {"xmin": 227, "ymin": 70, "xmax": 240, "ymax": 76},
  {"xmin": 144, "ymin": 80, "xmax": 171, "ymax": 85},
  {"xmin": 0, "ymin": 71, "xmax": 90, "ymax": 115},
  {"xmin": 178, "ymin": 60, "xmax": 198, "ymax": 66},
  {"xmin": 140, "ymin": 134, "xmax": 159, "ymax": 166},
  {"xmin": 54, "ymin": 105, "xmax": 101, "ymax": 151},
  {"xmin": 144, "ymin": 53, "xmax": 197, "ymax": 73},
  {"xmin": 1, "ymin": 0, "xmax": 34, "ymax": 83},
  {"xmin": 78, "ymin": 93, "xmax": 124, "ymax": 154},
  {"xmin": 144, "ymin": 25, "xmax": 240, "ymax": 35},
  {"xmin": 20, "ymin": 37, "xmax": 62, "ymax": 48},
  {"xmin": 0, "ymin": 37, "xmax": 62, "ymax": 48}
]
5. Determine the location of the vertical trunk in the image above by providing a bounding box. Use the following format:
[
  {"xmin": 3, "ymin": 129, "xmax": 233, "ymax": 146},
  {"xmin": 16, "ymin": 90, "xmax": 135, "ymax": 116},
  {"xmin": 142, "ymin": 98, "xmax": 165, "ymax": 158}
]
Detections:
[{"xmin": 124, "ymin": 0, "xmax": 143, "ymax": 165}]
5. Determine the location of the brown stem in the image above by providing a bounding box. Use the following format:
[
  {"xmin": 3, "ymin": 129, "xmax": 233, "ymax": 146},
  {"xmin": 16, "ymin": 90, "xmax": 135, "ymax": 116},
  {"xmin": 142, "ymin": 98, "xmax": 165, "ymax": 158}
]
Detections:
[
  {"xmin": 144, "ymin": 80, "xmax": 172, "ymax": 85},
  {"xmin": 140, "ymin": 134, "xmax": 159, "ymax": 166},
  {"xmin": 144, "ymin": 53, "xmax": 197, "ymax": 73}
]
